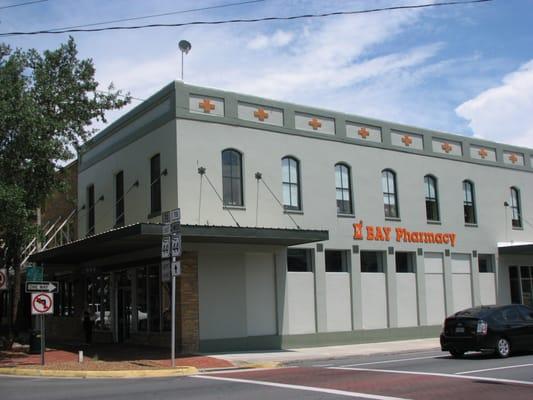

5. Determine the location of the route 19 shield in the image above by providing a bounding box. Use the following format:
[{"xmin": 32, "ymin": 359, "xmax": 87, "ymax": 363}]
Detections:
[{"xmin": 31, "ymin": 292, "xmax": 54, "ymax": 315}]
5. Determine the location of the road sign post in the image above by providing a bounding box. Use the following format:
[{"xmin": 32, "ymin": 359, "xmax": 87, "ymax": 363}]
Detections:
[
  {"xmin": 31, "ymin": 291, "xmax": 54, "ymax": 366},
  {"xmin": 162, "ymin": 208, "xmax": 181, "ymax": 368}
]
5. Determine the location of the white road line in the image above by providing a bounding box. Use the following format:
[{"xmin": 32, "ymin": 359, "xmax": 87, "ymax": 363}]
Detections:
[
  {"xmin": 313, "ymin": 364, "xmax": 334, "ymax": 367},
  {"xmin": 192, "ymin": 375, "xmax": 410, "ymax": 400},
  {"xmin": 330, "ymin": 367, "xmax": 533, "ymax": 386},
  {"xmin": 341, "ymin": 355, "xmax": 439, "ymax": 367},
  {"xmin": 455, "ymin": 363, "xmax": 533, "ymax": 375}
]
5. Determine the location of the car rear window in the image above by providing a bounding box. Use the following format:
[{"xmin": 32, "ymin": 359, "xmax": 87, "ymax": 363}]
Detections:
[
  {"xmin": 455, "ymin": 307, "xmax": 493, "ymax": 318},
  {"xmin": 519, "ymin": 306, "xmax": 533, "ymax": 321}
]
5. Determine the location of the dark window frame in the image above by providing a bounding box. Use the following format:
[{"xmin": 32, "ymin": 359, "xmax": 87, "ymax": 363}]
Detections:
[
  {"xmin": 510, "ymin": 187, "xmax": 522, "ymax": 228},
  {"xmin": 150, "ymin": 154, "xmax": 162, "ymax": 214},
  {"xmin": 222, "ymin": 149, "xmax": 244, "ymax": 207},
  {"xmin": 287, "ymin": 248, "xmax": 313, "ymax": 272},
  {"xmin": 463, "ymin": 180, "xmax": 477, "ymax": 224},
  {"xmin": 87, "ymin": 184, "xmax": 95, "ymax": 236},
  {"xmin": 282, "ymin": 156, "xmax": 301, "ymax": 210},
  {"xmin": 335, "ymin": 163, "xmax": 353, "ymax": 215},
  {"xmin": 115, "ymin": 171, "xmax": 125, "ymax": 227},
  {"xmin": 424, "ymin": 174, "xmax": 440, "ymax": 222},
  {"xmin": 325, "ymin": 250, "xmax": 350, "ymax": 272},
  {"xmin": 382, "ymin": 169, "xmax": 399, "ymax": 218}
]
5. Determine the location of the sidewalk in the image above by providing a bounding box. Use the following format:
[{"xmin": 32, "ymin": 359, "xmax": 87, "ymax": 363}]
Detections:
[
  {"xmin": 0, "ymin": 343, "xmax": 234, "ymax": 371},
  {"xmin": 209, "ymin": 338, "xmax": 441, "ymax": 365},
  {"xmin": 0, "ymin": 338, "xmax": 441, "ymax": 377}
]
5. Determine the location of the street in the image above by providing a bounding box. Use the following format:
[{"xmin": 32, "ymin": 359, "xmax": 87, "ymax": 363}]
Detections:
[{"xmin": 1, "ymin": 349, "xmax": 532, "ymax": 399}]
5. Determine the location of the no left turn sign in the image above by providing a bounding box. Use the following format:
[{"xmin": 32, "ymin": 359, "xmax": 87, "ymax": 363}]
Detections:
[
  {"xmin": 0, "ymin": 269, "xmax": 7, "ymax": 290},
  {"xmin": 31, "ymin": 292, "xmax": 54, "ymax": 315}
]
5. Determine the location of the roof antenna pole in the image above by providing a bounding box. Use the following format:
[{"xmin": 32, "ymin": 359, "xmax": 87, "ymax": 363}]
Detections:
[{"xmin": 178, "ymin": 40, "xmax": 191, "ymax": 81}]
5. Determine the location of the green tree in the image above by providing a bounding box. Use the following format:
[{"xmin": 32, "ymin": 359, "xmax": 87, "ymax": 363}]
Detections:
[{"xmin": 0, "ymin": 37, "xmax": 130, "ymax": 345}]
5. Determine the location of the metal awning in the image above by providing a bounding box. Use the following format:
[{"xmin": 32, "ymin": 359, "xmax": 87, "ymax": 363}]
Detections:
[
  {"xmin": 29, "ymin": 223, "xmax": 329, "ymax": 265},
  {"xmin": 498, "ymin": 242, "xmax": 533, "ymax": 255}
]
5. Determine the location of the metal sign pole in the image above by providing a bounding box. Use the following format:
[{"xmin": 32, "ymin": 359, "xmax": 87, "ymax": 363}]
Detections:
[
  {"xmin": 40, "ymin": 314, "xmax": 45, "ymax": 366},
  {"xmin": 171, "ymin": 275, "xmax": 176, "ymax": 367}
]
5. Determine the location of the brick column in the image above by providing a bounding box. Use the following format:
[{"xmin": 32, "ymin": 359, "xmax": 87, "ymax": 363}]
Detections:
[{"xmin": 178, "ymin": 251, "xmax": 199, "ymax": 353}]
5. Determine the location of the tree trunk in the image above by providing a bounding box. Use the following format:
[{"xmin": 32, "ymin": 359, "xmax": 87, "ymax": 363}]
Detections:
[{"xmin": 8, "ymin": 243, "xmax": 22, "ymax": 347}]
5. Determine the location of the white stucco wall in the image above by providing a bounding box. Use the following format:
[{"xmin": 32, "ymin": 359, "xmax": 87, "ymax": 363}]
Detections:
[
  {"xmin": 361, "ymin": 273, "xmax": 388, "ymax": 329},
  {"xmin": 424, "ymin": 252, "xmax": 446, "ymax": 325},
  {"xmin": 198, "ymin": 250, "xmax": 247, "ymax": 340},
  {"xmin": 78, "ymin": 118, "xmax": 178, "ymax": 236},
  {"xmin": 396, "ymin": 273, "xmax": 418, "ymax": 327},
  {"xmin": 325, "ymin": 272, "xmax": 352, "ymax": 332},
  {"xmin": 245, "ymin": 252, "xmax": 277, "ymax": 336},
  {"xmin": 286, "ymin": 272, "xmax": 316, "ymax": 334},
  {"xmin": 451, "ymin": 253, "xmax": 473, "ymax": 313},
  {"xmin": 479, "ymin": 273, "xmax": 496, "ymax": 305}
]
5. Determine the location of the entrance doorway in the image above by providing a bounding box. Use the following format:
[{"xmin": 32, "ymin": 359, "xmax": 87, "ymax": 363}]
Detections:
[
  {"xmin": 509, "ymin": 266, "xmax": 533, "ymax": 306},
  {"xmin": 117, "ymin": 271, "xmax": 132, "ymax": 343}
]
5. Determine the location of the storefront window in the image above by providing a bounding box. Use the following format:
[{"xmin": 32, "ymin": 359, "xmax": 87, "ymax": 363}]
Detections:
[
  {"xmin": 161, "ymin": 280, "xmax": 171, "ymax": 331},
  {"xmin": 137, "ymin": 267, "xmax": 147, "ymax": 331},
  {"xmin": 148, "ymin": 265, "xmax": 161, "ymax": 331},
  {"xmin": 361, "ymin": 251, "xmax": 385, "ymax": 273},
  {"xmin": 86, "ymin": 273, "xmax": 111, "ymax": 330}
]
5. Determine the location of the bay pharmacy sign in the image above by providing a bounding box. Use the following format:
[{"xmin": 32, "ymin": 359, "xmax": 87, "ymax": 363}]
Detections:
[{"xmin": 353, "ymin": 220, "xmax": 458, "ymax": 247}]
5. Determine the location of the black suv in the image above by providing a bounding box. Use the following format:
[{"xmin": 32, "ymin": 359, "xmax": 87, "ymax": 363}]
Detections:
[{"xmin": 440, "ymin": 304, "xmax": 533, "ymax": 358}]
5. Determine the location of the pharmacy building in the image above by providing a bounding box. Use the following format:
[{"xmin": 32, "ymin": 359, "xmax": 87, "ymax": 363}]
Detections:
[{"xmin": 30, "ymin": 81, "xmax": 533, "ymax": 352}]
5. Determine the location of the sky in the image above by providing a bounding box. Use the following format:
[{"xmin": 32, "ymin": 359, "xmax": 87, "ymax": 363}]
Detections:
[{"xmin": 1, "ymin": 0, "xmax": 533, "ymax": 147}]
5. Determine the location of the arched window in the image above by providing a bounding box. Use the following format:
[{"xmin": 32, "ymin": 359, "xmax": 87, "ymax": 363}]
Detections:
[
  {"xmin": 221, "ymin": 149, "xmax": 243, "ymax": 206},
  {"xmin": 335, "ymin": 163, "xmax": 353, "ymax": 214},
  {"xmin": 463, "ymin": 180, "xmax": 476, "ymax": 224},
  {"xmin": 282, "ymin": 156, "xmax": 301, "ymax": 210},
  {"xmin": 510, "ymin": 187, "xmax": 522, "ymax": 228},
  {"xmin": 382, "ymin": 169, "xmax": 399, "ymax": 218},
  {"xmin": 424, "ymin": 175, "xmax": 439, "ymax": 221}
]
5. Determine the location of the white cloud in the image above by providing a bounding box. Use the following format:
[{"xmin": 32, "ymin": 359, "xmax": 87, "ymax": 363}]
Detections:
[
  {"xmin": 456, "ymin": 60, "xmax": 533, "ymax": 147},
  {"xmin": 247, "ymin": 30, "xmax": 294, "ymax": 50}
]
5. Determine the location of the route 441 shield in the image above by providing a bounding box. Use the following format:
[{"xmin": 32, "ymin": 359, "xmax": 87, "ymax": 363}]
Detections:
[{"xmin": 31, "ymin": 292, "xmax": 54, "ymax": 315}]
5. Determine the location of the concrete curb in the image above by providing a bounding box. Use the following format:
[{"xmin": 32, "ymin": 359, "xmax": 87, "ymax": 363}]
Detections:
[
  {"xmin": 232, "ymin": 361, "xmax": 282, "ymax": 369},
  {"xmin": 0, "ymin": 366, "xmax": 198, "ymax": 379}
]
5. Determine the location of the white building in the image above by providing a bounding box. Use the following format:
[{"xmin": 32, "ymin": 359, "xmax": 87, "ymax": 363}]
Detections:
[{"xmin": 33, "ymin": 81, "xmax": 533, "ymax": 352}]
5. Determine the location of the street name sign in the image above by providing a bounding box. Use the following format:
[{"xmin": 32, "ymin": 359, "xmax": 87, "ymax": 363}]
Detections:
[
  {"xmin": 31, "ymin": 292, "xmax": 54, "ymax": 315},
  {"xmin": 25, "ymin": 281, "xmax": 59, "ymax": 293}
]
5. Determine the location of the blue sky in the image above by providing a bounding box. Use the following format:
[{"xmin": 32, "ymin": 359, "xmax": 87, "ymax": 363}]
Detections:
[{"xmin": 1, "ymin": 0, "xmax": 532, "ymax": 146}]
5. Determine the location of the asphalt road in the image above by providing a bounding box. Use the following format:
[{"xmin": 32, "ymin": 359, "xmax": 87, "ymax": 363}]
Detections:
[{"xmin": 1, "ymin": 349, "xmax": 532, "ymax": 400}]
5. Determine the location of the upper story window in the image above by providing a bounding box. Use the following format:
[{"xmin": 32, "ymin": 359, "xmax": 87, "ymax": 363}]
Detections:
[
  {"xmin": 222, "ymin": 149, "xmax": 243, "ymax": 206},
  {"xmin": 115, "ymin": 171, "xmax": 125, "ymax": 227},
  {"xmin": 424, "ymin": 175, "xmax": 439, "ymax": 222},
  {"xmin": 87, "ymin": 184, "xmax": 95, "ymax": 236},
  {"xmin": 150, "ymin": 154, "xmax": 161, "ymax": 214},
  {"xmin": 335, "ymin": 163, "xmax": 353, "ymax": 214},
  {"xmin": 510, "ymin": 187, "xmax": 522, "ymax": 228},
  {"xmin": 282, "ymin": 156, "xmax": 301, "ymax": 210},
  {"xmin": 381, "ymin": 169, "xmax": 398, "ymax": 218},
  {"xmin": 463, "ymin": 180, "xmax": 476, "ymax": 224}
]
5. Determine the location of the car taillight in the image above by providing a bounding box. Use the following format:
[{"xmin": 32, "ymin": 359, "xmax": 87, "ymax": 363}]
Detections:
[{"xmin": 476, "ymin": 319, "xmax": 488, "ymax": 335}]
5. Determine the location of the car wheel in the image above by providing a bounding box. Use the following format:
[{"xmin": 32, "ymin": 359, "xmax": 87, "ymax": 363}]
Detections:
[
  {"xmin": 495, "ymin": 337, "xmax": 511, "ymax": 358},
  {"xmin": 449, "ymin": 349, "xmax": 465, "ymax": 358}
]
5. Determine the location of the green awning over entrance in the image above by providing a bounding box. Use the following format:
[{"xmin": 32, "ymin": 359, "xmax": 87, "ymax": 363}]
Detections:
[{"xmin": 29, "ymin": 223, "xmax": 329, "ymax": 265}]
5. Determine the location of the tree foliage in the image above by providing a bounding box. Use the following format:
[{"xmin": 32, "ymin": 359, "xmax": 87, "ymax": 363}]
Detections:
[{"xmin": 0, "ymin": 37, "xmax": 130, "ymax": 341}]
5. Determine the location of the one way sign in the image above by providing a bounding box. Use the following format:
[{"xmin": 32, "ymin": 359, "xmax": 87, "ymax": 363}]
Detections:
[{"xmin": 26, "ymin": 281, "xmax": 59, "ymax": 293}]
